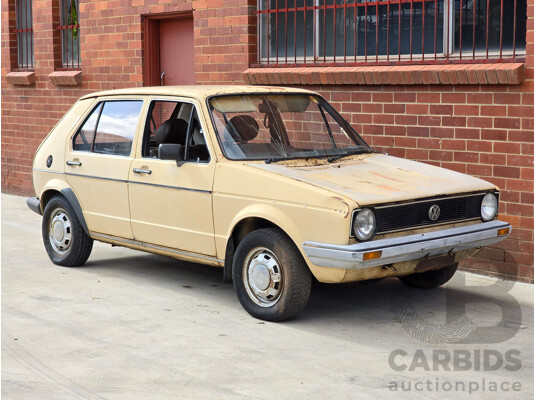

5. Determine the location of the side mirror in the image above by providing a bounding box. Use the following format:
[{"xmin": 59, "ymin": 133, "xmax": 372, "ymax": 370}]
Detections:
[{"xmin": 158, "ymin": 144, "xmax": 185, "ymax": 164}]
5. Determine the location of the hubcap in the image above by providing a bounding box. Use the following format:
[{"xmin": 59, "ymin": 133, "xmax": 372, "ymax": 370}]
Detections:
[
  {"xmin": 243, "ymin": 247, "xmax": 283, "ymax": 307},
  {"xmin": 48, "ymin": 208, "xmax": 72, "ymax": 254}
]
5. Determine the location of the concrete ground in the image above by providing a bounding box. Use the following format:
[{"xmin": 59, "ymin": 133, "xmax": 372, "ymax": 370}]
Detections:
[{"xmin": 2, "ymin": 193, "xmax": 533, "ymax": 400}]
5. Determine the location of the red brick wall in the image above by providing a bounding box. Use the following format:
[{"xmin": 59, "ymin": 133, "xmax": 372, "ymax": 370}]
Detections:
[
  {"xmin": 323, "ymin": 81, "xmax": 534, "ymax": 282},
  {"xmin": 1, "ymin": 0, "xmax": 533, "ymax": 282},
  {"xmin": 1, "ymin": 0, "xmax": 256, "ymax": 194}
]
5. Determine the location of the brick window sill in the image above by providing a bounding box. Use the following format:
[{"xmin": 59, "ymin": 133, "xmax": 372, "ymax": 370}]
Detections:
[
  {"xmin": 49, "ymin": 71, "xmax": 82, "ymax": 86},
  {"xmin": 243, "ymin": 63, "xmax": 525, "ymax": 86},
  {"xmin": 6, "ymin": 71, "xmax": 36, "ymax": 85}
]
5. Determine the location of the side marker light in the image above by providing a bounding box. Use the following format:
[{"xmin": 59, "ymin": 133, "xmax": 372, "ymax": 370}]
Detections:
[
  {"xmin": 497, "ymin": 228, "xmax": 510, "ymax": 236},
  {"xmin": 363, "ymin": 251, "xmax": 382, "ymax": 261}
]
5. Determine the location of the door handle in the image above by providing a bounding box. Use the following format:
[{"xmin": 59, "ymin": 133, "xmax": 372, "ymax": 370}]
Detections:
[
  {"xmin": 160, "ymin": 70, "xmax": 165, "ymax": 86},
  {"xmin": 133, "ymin": 168, "xmax": 152, "ymax": 174},
  {"xmin": 66, "ymin": 160, "xmax": 82, "ymax": 166}
]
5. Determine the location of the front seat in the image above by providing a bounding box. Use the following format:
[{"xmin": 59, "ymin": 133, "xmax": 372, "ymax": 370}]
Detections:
[{"xmin": 154, "ymin": 119, "xmax": 188, "ymax": 146}]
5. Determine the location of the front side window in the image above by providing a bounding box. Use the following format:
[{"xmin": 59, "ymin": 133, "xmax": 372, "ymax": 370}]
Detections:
[
  {"xmin": 59, "ymin": 0, "xmax": 80, "ymax": 68},
  {"xmin": 142, "ymin": 100, "xmax": 210, "ymax": 163},
  {"xmin": 73, "ymin": 101, "xmax": 143, "ymax": 156},
  {"xmin": 258, "ymin": 0, "xmax": 527, "ymax": 65},
  {"xmin": 15, "ymin": 0, "xmax": 34, "ymax": 69},
  {"xmin": 209, "ymin": 94, "xmax": 370, "ymax": 161}
]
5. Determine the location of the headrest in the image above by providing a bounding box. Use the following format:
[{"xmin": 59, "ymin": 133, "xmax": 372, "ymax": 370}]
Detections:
[
  {"xmin": 226, "ymin": 115, "xmax": 259, "ymax": 143},
  {"xmin": 154, "ymin": 119, "xmax": 188, "ymax": 145}
]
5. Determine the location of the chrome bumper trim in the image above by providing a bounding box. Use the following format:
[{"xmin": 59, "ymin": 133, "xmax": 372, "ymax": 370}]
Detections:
[{"xmin": 302, "ymin": 220, "xmax": 511, "ymax": 270}]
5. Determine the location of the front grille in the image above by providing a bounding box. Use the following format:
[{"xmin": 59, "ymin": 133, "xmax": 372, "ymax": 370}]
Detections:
[{"xmin": 368, "ymin": 192, "xmax": 495, "ymax": 235}]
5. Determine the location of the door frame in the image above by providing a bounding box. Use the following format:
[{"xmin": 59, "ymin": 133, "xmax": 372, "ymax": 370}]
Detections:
[{"xmin": 143, "ymin": 11, "xmax": 194, "ymax": 87}]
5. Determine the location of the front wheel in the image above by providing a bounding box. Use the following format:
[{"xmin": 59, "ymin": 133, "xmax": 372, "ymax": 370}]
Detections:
[
  {"xmin": 398, "ymin": 263, "xmax": 458, "ymax": 289},
  {"xmin": 232, "ymin": 228, "xmax": 311, "ymax": 321},
  {"xmin": 42, "ymin": 195, "xmax": 93, "ymax": 267}
]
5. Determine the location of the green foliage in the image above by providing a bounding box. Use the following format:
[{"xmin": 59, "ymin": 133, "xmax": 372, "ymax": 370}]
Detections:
[{"xmin": 69, "ymin": 0, "xmax": 78, "ymax": 40}]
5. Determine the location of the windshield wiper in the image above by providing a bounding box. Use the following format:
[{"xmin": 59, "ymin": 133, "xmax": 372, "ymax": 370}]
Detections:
[
  {"xmin": 265, "ymin": 154, "xmax": 323, "ymax": 164},
  {"xmin": 327, "ymin": 148, "xmax": 371, "ymax": 163},
  {"xmin": 265, "ymin": 157, "xmax": 285, "ymax": 164},
  {"xmin": 265, "ymin": 148, "xmax": 370, "ymax": 164}
]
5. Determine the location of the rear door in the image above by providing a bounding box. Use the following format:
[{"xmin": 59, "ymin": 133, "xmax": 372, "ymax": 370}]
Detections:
[{"xmin": 65, "ymin": 98, "xmax": 145, "ymax": 239}]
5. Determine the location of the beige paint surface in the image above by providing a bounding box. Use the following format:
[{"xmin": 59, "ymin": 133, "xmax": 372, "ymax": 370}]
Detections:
[{"xmin": 251, "ymin": 154, "xmax": 495, "ymax": 206}]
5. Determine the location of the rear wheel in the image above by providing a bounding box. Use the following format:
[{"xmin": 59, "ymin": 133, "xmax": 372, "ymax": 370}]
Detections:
[
  {"xmin": 42, "ymin": 195, "xmax": 93, "ymax": 267},
  {"xmin": 232, "ymin": 228, "xmax": 311, "ymax": 321},
  {"xmin": 398, "ymin": 263, "xmax": 458, "ymax": 289}
]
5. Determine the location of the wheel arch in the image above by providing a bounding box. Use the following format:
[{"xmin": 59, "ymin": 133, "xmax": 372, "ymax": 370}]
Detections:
[
  {"xmin": 222, "ymin": 210, "xmax": 304, "ymax": 283},
  {"xmin": 41, "ymin": 187, "xmax": 89, "ymax": 236}
]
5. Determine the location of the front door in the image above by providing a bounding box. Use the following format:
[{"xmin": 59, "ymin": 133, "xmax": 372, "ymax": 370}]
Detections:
[
  {"xmin": 128, "ymin": 98, "xmax": 216, "ymax": 256},
  {"xmin": 144, "ymin": 14, "xmax": 195, "ymax": 86}
]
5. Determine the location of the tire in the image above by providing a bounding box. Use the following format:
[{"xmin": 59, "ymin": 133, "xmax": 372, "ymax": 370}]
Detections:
[
  {"xmin": 232, "ymin": 228, "xmax": 311, "ymax": 321},
  {"xmin": 398, "ymin": 263, "xmax": 458, "ymax": 289},
  {"xmin": 42, "ymin": 195, "xmax": 93, "ymax": 267}
]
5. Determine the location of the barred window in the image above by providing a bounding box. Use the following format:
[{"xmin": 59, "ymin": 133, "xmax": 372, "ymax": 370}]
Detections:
[
  {"xmin": 14, "ymin": 0, "xmax": 34, "ymax": 69},
  {"xmin": 257, "ymin": 0, "xmax": 527, "ymax": 65},
  {"xmin": 59, "ymin": 0, "xmax": 80, "ymax": 68}
]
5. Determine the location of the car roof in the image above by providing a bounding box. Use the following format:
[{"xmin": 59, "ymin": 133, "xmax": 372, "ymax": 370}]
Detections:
[{"xmin": 80, "ymin": 85, "xmax": 317, "ymax": 101}]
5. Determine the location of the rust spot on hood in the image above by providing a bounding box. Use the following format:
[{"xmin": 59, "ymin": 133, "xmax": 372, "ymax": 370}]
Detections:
[
  {"xmin": 376, "ymin": 184, "xmax": 399, "ymax": 192},
  {"xmin": 370, "ymin": 171, "xmax": 405, "ymax": 182}
]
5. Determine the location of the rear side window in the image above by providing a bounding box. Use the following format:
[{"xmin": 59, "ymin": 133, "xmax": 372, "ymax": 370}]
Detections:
[{"xmin": 73, "ymin": 100, "xmax": 143, "ymax": 156}]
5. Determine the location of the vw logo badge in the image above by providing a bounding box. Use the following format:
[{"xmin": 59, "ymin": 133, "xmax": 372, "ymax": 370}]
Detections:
[{"xmin": 428, "ymin": 204, "xmax": 441, "ymax": 221}]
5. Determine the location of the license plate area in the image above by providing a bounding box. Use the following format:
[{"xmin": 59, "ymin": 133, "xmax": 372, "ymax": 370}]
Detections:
[{"xmin": 414, "ymin": 254, "xmax": 456, "ymax": 273}]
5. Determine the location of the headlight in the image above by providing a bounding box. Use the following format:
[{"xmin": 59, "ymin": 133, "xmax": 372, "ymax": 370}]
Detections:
[
  {"xmin": 481, "ymin": 193, "xmax": 498, "ymax": 221},
  {"xmin": 353, "ymin": 208, "xmax": 377, "ymax": 241}
]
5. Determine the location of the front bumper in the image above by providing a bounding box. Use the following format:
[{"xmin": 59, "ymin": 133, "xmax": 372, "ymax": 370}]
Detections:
[{"xmin": 302, "ymin": 220, "xmax": 511, "ymax": 270}]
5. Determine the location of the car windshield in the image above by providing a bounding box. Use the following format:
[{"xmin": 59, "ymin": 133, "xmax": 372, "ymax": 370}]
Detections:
[{"xmin": 208, "ymin": 94, "xmax": 371, "ymax": 161}]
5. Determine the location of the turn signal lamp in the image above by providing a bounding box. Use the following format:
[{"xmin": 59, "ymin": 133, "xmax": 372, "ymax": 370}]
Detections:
[{"xmin": 363, "ymin": 251, "xmax": 382, "ymax": 261}]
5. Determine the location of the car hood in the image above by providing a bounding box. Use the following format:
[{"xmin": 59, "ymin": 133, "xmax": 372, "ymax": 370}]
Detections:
[{"xmin": 249, "ymin": 154, "xmax": 495, "ymax": 206}]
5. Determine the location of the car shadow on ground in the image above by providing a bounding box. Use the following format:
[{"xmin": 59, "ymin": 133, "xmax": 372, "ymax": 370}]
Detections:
[{"xmin": 75, "ymin": 251, "xmax": 525, "ymax": 340}]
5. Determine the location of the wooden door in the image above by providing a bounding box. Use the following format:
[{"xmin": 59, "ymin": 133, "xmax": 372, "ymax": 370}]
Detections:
[{"xmin": 144, "ymin": 13, "xmax": 195, "ymax": 86}]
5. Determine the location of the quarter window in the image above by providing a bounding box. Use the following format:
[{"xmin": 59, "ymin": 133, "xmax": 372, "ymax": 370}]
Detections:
[
  {"xmin": 73, "ymin": 102, "xmax": 101, "ymax": 151},
  {"xmin": 73, "ymin": 101, "xmax": 143, "ymax": 156}
]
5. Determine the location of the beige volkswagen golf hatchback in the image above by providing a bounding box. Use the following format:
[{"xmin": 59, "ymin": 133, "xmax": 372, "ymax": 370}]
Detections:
[{"xmin": 28, "ymin": 85, "xmax": 511, "ymax": 321}]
